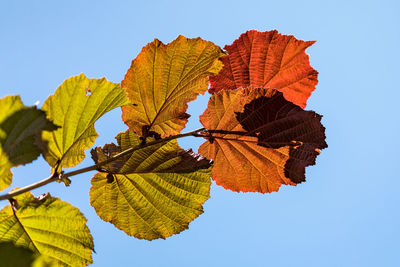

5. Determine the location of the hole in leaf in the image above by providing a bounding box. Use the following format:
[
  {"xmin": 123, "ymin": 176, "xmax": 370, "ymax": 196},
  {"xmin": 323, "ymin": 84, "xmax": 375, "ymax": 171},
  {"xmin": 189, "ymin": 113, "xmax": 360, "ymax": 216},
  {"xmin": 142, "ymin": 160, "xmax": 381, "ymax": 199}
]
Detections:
[{"xmin": 85, "ymin": 86, "xmax": 91, "ymax": 96}]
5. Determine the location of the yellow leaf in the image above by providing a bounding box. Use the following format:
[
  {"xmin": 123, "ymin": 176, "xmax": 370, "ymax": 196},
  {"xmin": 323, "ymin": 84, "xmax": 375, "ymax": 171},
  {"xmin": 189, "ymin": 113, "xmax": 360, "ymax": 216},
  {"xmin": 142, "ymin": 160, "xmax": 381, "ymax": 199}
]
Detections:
[{"xmin": 90, "ymin": 130, "xmax": 212, "ymax": 240}]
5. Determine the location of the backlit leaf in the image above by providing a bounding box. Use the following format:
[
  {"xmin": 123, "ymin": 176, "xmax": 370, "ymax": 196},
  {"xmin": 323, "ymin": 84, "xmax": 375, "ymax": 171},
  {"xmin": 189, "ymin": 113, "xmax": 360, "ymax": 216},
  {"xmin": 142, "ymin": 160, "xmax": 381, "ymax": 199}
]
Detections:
[
  {"xmin": 209, "ymin": 30, "xmax": 318, "ymax": 108},
  {"xmin": 90, "ymin": 130, "xmax": 211, "ymax": 240},
  {"xmin": 39, "ymin": 74, "xmax": 129, "ymax": 169},
  {"xmin": 0, "ymin": 192, "xmax": 94, "ymax": 266},
  {"xmin": 121, "ymin": 36, "xmax": 224, "ymax": 138},
  {"xmin": 0, "ymin": 96, "xmax": 58, "ymax": 191},
  {"xmin": 199, "ymin": 87, "xmax": 326, "ymax": 193}
]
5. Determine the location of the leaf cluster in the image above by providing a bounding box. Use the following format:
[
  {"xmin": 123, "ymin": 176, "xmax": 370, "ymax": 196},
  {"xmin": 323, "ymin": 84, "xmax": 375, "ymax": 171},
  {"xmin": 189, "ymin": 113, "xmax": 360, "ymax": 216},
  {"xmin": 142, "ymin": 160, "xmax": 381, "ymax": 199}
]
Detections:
[{"xmin": 0, "ymin": 30, "xmax": 327, "ymax": 266}]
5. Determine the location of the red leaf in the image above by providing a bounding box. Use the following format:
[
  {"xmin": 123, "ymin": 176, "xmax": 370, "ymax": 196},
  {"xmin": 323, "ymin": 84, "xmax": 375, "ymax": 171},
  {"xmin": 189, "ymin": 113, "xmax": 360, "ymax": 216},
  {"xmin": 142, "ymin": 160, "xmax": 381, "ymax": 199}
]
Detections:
[{"xmin": 209, "ymin": 30, "xmax": 318, "ymax": 108}]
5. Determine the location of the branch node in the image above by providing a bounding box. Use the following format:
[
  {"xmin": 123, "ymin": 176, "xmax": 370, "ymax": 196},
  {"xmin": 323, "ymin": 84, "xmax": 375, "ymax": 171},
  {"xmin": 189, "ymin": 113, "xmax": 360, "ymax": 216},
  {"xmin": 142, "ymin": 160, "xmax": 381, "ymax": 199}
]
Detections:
[
  {"xmin": 203, "ymin": 130, "xmax": 215, "ymax": 144},
  {"xmin": 56, "ymin": 171, "xmax": 71, "ymax": 187},
  {"xmin": 9, "ymin": 198, "xmax": 19, "ymax": 211}
]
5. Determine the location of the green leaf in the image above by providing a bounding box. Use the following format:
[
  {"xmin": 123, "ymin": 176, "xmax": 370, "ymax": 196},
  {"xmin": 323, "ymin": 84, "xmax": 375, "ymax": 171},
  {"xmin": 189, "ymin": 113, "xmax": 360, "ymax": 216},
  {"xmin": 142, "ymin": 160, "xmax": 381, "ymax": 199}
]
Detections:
[
  {"xmin": 0, "ymin": 95, "xmax": 58, "ymax": 191},
  {"xmin": 39, "ymin": 73, "xmax": 129, "ymax": 169},
  {"xmin": 0, "ymin": 242, "xmax": 56, "ymax": 267},
  {"xmin": 0, "ymin": 242, "xmax": 36, "ymax": 266},
  {"xmin": 0, "ymin": 192, "xmax": 94, "ymax": 266},
  {"xmin": 90, "ymin": 130, "xmax": 212, "ymax": 240}
]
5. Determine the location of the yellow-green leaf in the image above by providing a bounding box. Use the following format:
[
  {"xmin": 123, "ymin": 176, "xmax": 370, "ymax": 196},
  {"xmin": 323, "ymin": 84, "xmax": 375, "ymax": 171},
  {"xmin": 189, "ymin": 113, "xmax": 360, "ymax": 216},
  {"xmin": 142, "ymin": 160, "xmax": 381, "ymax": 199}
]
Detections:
[
  {"xmin": 121, "ymin": 35, "xmax": 224, "ymax": 138},
  {"xmin": 0, "ymin": 96, "xmax": 58, "ymax": 191},
  {"xmin": 40, "ymin": 74, "xmax": 129, "ymax": 169},
  {"xmin": 0, "ymin": 192, "xmax": 94, "ymax": 266},
  {"xmin": 90, "ymin": 130, "xmax": 212, "ymax": 240}
]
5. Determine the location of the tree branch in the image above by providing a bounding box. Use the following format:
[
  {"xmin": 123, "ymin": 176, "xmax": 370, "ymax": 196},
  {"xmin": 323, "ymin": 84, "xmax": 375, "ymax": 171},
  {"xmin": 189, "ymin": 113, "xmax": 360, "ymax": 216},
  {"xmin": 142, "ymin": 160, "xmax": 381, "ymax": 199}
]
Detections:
[
  {"xmin": 0, "ymin": 128, "xmax": 205, "ymax": 201},
  {"xmin": 0, "ymin": 127, "xmax": 263, "ymax": 202}
]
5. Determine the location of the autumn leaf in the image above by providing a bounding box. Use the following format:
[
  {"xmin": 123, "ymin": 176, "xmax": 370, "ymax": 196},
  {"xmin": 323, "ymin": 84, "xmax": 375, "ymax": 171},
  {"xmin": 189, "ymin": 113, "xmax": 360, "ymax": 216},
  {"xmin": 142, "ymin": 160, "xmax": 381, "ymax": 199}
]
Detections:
[
  {"xmin": 0, "ymin": 192, "xmax": 94, "ymax": 266},
  {"xmin": 39, "ymin": 74, "xmax": 129, "ymax": 170},
  {"xmin": 209, "ymin": 30, "xmax": 318, "ymax": 108},
  {"xmin": 90, "ymin": 130, "xmax": 211, "ymax": 240},
  {"xmin": 235, "ymin": 88, "xmax": 326, "ymax": 150},
  {"xmin": 0, "ymin": 96, "xmax": 58, "ymax": 191},
  {"xmin": 199, "ymin": 87, "xmax": 326, "ymax": 193},
  {"xmin": 121, "ymin": 35, "xmax": 224, "ymax": 138}
]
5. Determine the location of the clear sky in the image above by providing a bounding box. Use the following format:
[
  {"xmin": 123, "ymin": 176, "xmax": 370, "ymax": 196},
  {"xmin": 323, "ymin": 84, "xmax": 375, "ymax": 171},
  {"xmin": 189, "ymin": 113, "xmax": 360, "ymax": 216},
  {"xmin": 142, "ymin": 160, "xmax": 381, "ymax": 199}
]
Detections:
[{"xmin": 1, "ymin": 0, "xmax": 399, "ymax": 266}]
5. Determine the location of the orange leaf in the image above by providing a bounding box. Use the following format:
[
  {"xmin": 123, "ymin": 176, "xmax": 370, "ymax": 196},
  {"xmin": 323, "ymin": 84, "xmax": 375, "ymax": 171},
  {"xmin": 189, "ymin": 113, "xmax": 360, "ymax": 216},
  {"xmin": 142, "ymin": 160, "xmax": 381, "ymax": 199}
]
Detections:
[
  {"xmin": 121, "ymin": 36, "xmax": 224, "ymax": 138},
  {"xmin": 209, "ymin": 30, "xmax": 318, "ymax": 108},
  {"xmin": 199, "ymin": 87, "xmax": 326, "ymax": 193}
]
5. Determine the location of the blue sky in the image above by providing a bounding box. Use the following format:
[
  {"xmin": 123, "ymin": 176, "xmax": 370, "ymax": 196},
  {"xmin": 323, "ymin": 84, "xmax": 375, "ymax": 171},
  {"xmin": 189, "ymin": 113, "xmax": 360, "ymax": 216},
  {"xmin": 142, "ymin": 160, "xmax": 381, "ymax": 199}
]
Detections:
[{"xmin": 1, "ymin": 0, "xmax": 399, "ymax": 266}]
